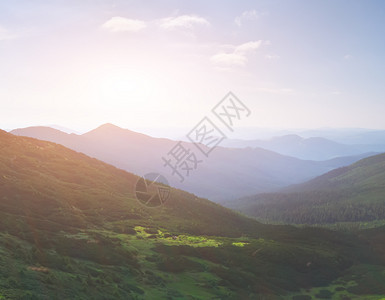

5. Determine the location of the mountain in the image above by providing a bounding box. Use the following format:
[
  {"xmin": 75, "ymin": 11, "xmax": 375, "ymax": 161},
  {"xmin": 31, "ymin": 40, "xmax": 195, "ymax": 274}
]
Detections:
[
  {"xmin": 221, "ymin": 134, "xmax": 383, "ymax": 161},
  {"xmin": 297, "ymin": 128, "xmax": 385, "ymax": 145},
  {"xmin": 230, "ymin": 152, "xmax": 385, "ymax": 225},
  {"xmin": 47, "ymin": 124, "xmax": 81, "ymax": 134},
  {"xmin": 0, "ymin": 128, "xmax": 253, "ymax": 237},
  {"xmin": 1, "ymin": 129, "xmax": 385, "ymax": 299},
  {"xmin": 10, "ymin": 124, "xmax": 375, "ymax": 202}
]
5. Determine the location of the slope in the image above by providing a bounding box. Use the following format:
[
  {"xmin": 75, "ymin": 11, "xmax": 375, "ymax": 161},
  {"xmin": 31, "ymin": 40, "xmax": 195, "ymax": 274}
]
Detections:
[{"xmin": 231, "ymin": 153, "xmax": 385, "ymax": 225}]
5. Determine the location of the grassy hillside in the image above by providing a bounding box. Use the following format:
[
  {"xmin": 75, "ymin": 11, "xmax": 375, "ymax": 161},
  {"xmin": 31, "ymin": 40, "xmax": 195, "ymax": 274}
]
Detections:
[
  {"xmin": 1, "ymin": 130, "xmax": 385, "ymax": 299},
  {"xmin": 231, "ymin": 153, "xmax": 385, "ymax": 226},
  {"xmin": 0, "ymin": 129, "xmax": 262, "ymax": 238}
]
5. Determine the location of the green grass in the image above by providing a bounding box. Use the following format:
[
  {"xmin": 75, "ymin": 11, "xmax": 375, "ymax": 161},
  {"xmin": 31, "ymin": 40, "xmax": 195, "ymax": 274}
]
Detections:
[
  {"xmin": 289, "ymin": 268, "xmax": 385, "ymax": 300},
  {"xmin": 232, "ymin": 242, "xmax": 249, "ymax": 247}
]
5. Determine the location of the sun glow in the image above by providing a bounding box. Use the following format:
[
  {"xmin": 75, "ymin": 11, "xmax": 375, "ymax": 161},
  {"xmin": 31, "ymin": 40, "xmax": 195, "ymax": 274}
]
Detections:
[{"xmin": 99, "ymin": 67, "xmax": 156, "ymax": 105}]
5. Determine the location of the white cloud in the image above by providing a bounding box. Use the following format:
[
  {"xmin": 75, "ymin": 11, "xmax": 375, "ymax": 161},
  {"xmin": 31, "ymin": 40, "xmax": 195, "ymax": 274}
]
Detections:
[
  {"xmin": 344, "ymin": 54, "xmax": 353, "ymax": 60},
  {"xmin": 281, "ymin": 88, "xmax": 294, "ymax": 93},
  {"xmin": 211, "ymin": 40, "xmax": 263, "ymax": 67},
  {"xmin": 256, "ymin": 87, "xmax": 295, "ymax": 95},
  {"xmin": 210, "ymin": 53, "xmax": 247, "ymax": 66},
  {"xmin": 101, "ymin": 14, "xmax": 209, "ymax": 36},
  {"xmin": 159, "ymin": 15, "xmax": 209, "ymax": 30},
  {"xmin": 265, "ymin": 54, "xmax": 280, "ymax": 60},
  {"xmin": 234, "ymin": 10, "xmax": 260, "ymax": 27},
  {"xmin": 101, "ymin": 17, "xmax": 146, "ymax": 32},
  {"xmin": 0, "ymin": 25, "xmax": 17, "ymax": 41},
  {"xmin": 234, "ymin": 41, "xmax": 262, "ymax": 53}
]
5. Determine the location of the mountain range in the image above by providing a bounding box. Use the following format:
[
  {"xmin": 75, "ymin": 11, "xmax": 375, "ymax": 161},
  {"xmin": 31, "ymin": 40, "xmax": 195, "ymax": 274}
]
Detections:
[
  {"xmin": 1, "ymin": 129, "xmax": 385, "ymax": 299},
  {"xmin": 221, "ymin": 134, "xmax": 384, "ymax": 161},
  {"xmin": 10, "ymin": 124, "xmax": 375, "ymax": 202},
  {"xmin": 230, "ymin": 152, "xmax": 385, "ymax": 226}
]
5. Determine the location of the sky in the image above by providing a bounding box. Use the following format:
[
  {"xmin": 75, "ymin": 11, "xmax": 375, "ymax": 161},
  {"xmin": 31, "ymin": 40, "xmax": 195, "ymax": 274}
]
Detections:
[{"xmin": 1, "ymin": 0, "xmax": 385, "ymax": 136}]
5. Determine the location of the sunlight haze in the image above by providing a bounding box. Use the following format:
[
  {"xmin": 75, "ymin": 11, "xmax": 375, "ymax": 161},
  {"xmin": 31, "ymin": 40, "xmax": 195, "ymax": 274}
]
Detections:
[{"xmin": 1, "ymin": 0, "xmax": 385, "ymax": 133}]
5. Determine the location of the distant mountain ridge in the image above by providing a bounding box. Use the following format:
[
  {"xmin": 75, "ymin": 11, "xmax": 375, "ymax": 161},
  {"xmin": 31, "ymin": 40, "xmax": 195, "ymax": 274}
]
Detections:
[
  {"xmin": 11, "ymin": 124, "xmax": 375, "ymax": 202},
  {"xmin": 230, "ymin": 152, "xmax": 385, "ymax": 225},
  {"xmin": 222, "ymin": 134, "xmax": 384, "ymax": 160}
]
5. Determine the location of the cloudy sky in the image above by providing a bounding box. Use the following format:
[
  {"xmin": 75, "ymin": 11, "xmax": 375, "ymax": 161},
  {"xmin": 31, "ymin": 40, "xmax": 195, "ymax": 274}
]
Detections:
[{"xmin": 1, "ymin": 0, "xmax": 385, "ymax": 135}]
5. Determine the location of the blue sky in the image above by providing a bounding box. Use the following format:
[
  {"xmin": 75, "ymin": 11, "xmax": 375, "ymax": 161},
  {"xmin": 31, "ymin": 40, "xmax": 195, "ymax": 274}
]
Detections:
[{"xmin": 1, "ymin": 0, "xmax": 385, "ymax": 134}]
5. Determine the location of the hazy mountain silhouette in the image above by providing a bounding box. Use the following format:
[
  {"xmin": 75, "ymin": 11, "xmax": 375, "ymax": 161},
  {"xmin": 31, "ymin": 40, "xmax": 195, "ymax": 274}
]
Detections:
[
  {"xmin": 11, "ymin": 124, "xmax": 375, "ymax": 202},
  {"xmin": 222, "ymin": 134, "xmax": 384, "ymax": 160},
  {"xmin": 297, "ymin": 128, "xmax": 385, "ymax": 145}
]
